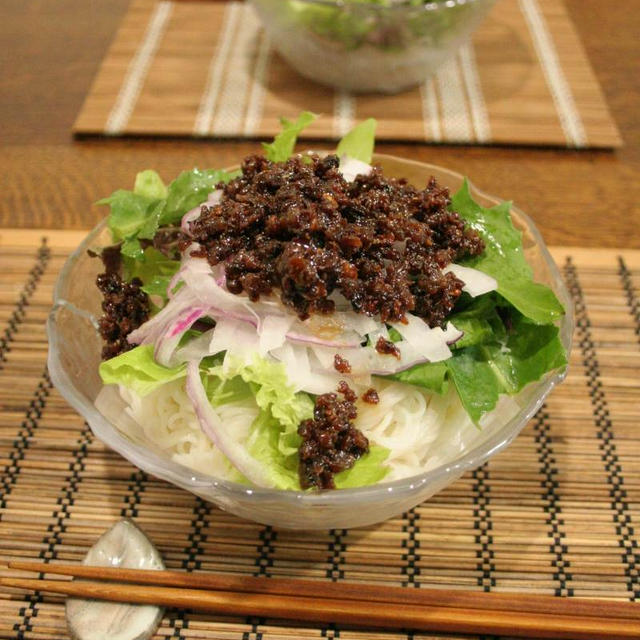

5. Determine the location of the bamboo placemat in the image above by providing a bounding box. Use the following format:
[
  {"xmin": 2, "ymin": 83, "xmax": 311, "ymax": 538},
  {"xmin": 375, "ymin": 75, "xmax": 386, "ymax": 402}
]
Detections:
[
  {"xmin": 73, "ymin": 0, "xmax": 621, "ymax": 148},
  {"xmin": 0, "ymin": 232, "xmax": 639, "ymax": 640}
]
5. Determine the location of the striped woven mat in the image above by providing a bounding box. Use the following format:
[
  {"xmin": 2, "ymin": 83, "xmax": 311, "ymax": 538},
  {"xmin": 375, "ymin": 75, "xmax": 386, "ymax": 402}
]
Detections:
[
  {"xmin": 0, "ymin": 230, "xmax": 638, "ymax": 639},
  {"xmin": 73, "ymin": 0, "xmax": 621, "ymax": 148}
]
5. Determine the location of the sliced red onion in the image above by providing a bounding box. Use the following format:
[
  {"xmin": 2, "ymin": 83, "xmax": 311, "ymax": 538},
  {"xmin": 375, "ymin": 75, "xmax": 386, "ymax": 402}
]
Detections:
[
  {"xmin": 179, "ymin": 256, "xmax": 362, "ymax": 348},
  {"xmin": 181, "ymin": 258, "xmax": 255, "ymax": 316},
  {"xmin": 185, "ymin": 361, "xmax": 273, "ymax": 487},
  {"xmin": 135, "ymin": 250, "xmax": 467, "ymax": 380},
  {"xmin": 444, "ymin": 263, "xmax": 498, "ymax": 297},
  {"xmin": 127, "ymin": 286, "xmax": 201, "ymax": 346},
  {"xmin": 339, "ymin": 155, "xmax": 373, "ymax": 183},
  {"xmin": 154, "ymin": 306, "xmax": 207, "ymax": 367},
  {"xmin": 169, "ymin": 307, "xmax": 204, "ymax": 338},
  {"xmin": 181, "ymin": 254, "xmax": 379, "ymax": 344},
  {"xmin": 339, "ymin": 311, "xmax": 378, "ymax": 337},
  {"xmin": 167, "ymin": 267, "xmax": 184, "ymax": 300}
]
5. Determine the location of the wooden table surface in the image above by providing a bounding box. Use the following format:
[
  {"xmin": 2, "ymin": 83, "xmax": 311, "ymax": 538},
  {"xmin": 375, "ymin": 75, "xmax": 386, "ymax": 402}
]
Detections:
[{"xmin": 1, "ymin": 0, "xmax": 638, "ymax": 247}]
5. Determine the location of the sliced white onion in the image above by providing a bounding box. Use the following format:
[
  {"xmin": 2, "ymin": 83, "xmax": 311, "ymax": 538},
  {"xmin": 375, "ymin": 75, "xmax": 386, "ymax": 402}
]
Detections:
[
  {"xmin": 185, "ymin": 360, "xmax": 273, "ymax": 487},
  {"xmin": 308, "ymin": 319, "xmax": 460, "ymax": 377},
  {"xmin": 259, "ymin": 314, "xmax": 295, "ymax": 356},
  {"xmin": 389, "ymin": 314, "xmax": 462, "ymax": 363},
  {"xmin": 339, "ymin": 155, "xmax": 373, "ymax": 183},
  {"xmin": 181, "ymin": 207, "xmax": 200, "ymax": 235},
  {"xmin": 208, "ymin": 318, "xmax": 260, "ymax": 363},
  {"xmin": 308, "ymin": 343, "xmax": 427, "ymax": 377},
  {"xmin": 132, "ymin": 251, "xmax": 469, "ymax": 382},
  {"xmin": 444, "ymin": 263, "xmax": 498, "ymax": 297},
  {"xmin": 174, "ymin": 328, "xmax": 215, "ymax": 363},
  {"xmin": 208, "ymin": 190, "xmax": 223, "ymax": 204},
  {"xmin": 270, "ymin": 343, "xmax": 341, "ymax": 395}
]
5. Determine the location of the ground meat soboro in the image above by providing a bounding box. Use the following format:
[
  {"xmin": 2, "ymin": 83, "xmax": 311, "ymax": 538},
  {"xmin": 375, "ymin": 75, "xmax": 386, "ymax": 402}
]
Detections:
[
  {"xmin": 333, "ymin": 354, "xmax": 352, "ymax": 374},
  {"xmin": 96, "ymin": 272, "xmax": 150, "ymax": 360},
  {"xmin": 188, "ymin": 154, "xmax": 484, "ymax": 327},
  {"xmin": 298, "ymin": 382, "xmax": 368, "ymax": 490}
]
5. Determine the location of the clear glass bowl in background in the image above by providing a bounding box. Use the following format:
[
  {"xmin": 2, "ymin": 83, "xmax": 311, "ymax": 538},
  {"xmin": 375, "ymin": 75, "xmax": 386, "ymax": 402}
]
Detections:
[
  {"xmin": 248, "ymin": 0, "xmax": 496, "ymax": 93},
  {"xmin": 47, "ymin": 155, "xmax": 573, "ymax": 529}
]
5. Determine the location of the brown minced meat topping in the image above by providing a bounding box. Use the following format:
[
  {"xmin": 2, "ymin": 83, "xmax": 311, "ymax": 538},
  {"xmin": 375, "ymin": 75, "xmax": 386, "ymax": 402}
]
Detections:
[
  {"xmin": 96, "ymin": 272, "xmax": 150, "ymax": 360},
  {"xmin": 188, "ymin": 154, "xmax": 484, "ymax": 327},
  {"xmin": 298, "ymin": 382, "xmax": 368, "ymax": 490},
  {"xmin": 333, "ymin": 354, "xmax": 352, "ymax": 374},
  {"xmin": 95, "ymin": 153, "xmax": 487, "ymax": 489},
  {"xmin": 375, "ymin": 336, "xmax": 400, "ymax": 359},
  {"xmin": 362, "ymin": 388, "xmax": 380, "ymax": 404}
]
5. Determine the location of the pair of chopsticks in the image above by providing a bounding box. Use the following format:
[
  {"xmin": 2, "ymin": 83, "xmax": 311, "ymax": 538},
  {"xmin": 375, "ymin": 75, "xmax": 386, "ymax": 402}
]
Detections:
[{"xmin": 2, "ymin": 561, "xmax": 638, "ymax": 639}]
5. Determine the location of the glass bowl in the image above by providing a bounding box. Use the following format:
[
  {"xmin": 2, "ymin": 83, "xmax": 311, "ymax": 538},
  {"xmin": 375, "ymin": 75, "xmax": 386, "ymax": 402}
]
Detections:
[
  {"xmin": 248, "ymin": 0, "xmax": 496, "ymax": 94},
  {"xmin": 47, "ymin": 155, "xmax": 573, "ymax": 530}
]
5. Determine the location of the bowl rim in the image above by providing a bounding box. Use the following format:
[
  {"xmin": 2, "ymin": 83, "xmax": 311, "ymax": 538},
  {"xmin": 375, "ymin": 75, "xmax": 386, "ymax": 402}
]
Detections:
[
  {"xmin": 47, "ymin": 154, "xmax": 574, "ymax": 508},
  {"xmin": 254, "ymin": 0, "xmax": 489, "ymax": 13}
]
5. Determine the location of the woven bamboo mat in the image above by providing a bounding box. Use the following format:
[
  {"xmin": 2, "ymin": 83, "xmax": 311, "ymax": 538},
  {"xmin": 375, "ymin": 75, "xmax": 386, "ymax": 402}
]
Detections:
[
  {"xmin": 73, "ymin": 0, "xmax": 621, "ymax": 148},
  {"xmin": 0, "ymin": 231, "xmax": 639, "ymax": 640}
]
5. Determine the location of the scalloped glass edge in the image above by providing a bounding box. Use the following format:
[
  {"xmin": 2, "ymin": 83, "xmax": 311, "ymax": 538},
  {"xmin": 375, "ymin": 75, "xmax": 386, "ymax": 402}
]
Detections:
[
  {"xmin": 265, "ymin": 0, "xmax": 489, "ymax": 15},
  {"xmin": 47, "ymin": 156, "xmax": 574, "ymax": 526}
]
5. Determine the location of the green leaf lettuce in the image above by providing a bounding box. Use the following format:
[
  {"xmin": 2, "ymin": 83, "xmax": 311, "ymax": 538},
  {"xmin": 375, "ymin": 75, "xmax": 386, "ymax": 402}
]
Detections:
[
  {"xmin": 452, "ymin": 180, "xmax": 564, "ymax": 325},
  {"xmin": 262, "ymin": 111, "xmax": 318, "ymax": 163},
  {"xmin": 336, "ymin": 117, "xmax": 377, "ymax": 164}
]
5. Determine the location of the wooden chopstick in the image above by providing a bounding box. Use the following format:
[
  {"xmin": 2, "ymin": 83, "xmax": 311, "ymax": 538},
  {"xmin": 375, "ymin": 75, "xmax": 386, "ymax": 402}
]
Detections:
[
  {"xmin": 2, "ymin": 563, "xmax": 639, "ymax": 639},
  {"xmin": 7, "ymin": 561, "xmax": 640, "ymax": 622},
  {"xmin": 2, "ymin": 576, "xmax": 639, "ymax": 640}
]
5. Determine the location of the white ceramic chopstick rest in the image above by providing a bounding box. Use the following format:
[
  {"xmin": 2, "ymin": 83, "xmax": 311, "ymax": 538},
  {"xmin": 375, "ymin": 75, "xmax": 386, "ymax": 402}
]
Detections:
[{"xmin": 66, "ymin": 519, "xmax": 165, "ymax": 640}]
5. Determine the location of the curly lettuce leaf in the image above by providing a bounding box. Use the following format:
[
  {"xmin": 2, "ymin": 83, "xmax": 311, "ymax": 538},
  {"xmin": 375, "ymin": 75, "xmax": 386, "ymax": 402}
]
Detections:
[
  {"xmin": 334, "ymin": 445, "xmax": 390, "ymax": 488},
  {"xmin": 98, "ymin": 167, "xmax": 238, "ymax": 300},
  {"xmin": 158, "ymin": 168, "xmax": 240, "ymax": 226},
  {"xmin": 99, "ymin": 168, "xmax": 239, "ymax": 241},
  {"xmin": 121, "ymin": 246, "xmax": 180, "ymax": 303},
  {"xmin": 205, "ymin": 357, "xmax": 314, "ymax": 489},
  {"xmin": 99, "ymin": 345, "xmax": 186, "ymax": 396},
  {"xmin": 262, "ymin": 111, "xmax": 318, "ymax": 163},
  {"xmin": 452, "ymin": 180, "xmax": 564, "ymax": 325},
  {"xmin": 98, "ymin": 190, "xmax": 158, "ymax": 243},
  {"xmin": 246, "ymin": 411, "xmax": 301, "ymax": 490},
  {"xmin": 134, "ymin": 169, "xmax": 168, "ymax": 200},
  {"xmin": 211, "ymin": 356, "xmax": 315, "ymax": 444},
  {"xmin": 336, "ymin": 118, "xmax": 377, "ymax": 164}
]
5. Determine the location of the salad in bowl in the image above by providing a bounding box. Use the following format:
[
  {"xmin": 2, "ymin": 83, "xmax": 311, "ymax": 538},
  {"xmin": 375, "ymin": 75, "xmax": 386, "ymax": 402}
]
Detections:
[
  {"xmin": 48, "ymin": 113, "xmax": 571, "ymax": 528},
  {"xmin": 249, "ymin": 0, "xmax": 496, "ymax": 93}
]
